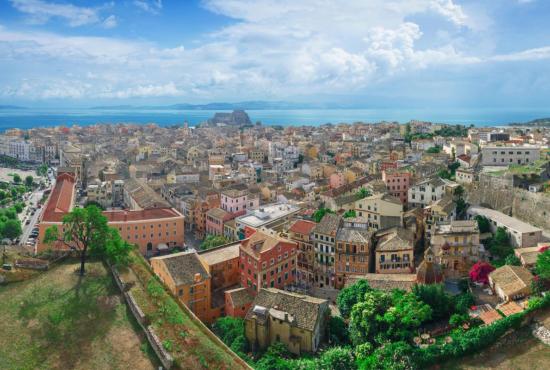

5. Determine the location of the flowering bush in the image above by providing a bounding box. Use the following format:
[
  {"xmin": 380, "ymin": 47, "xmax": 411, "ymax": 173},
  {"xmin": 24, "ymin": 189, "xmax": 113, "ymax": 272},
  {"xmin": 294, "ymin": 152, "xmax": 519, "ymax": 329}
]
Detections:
[{"xmin": 469, "ymin": 262, "xmax": 495, "ymax": 284}]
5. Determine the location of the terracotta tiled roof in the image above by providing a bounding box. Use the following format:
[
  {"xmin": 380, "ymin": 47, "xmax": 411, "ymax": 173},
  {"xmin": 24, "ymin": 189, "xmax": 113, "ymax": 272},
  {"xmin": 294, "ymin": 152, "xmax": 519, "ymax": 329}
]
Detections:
[
  {"xmin": 104, "ymin": 208, "xmax": 182, "ymax": 222},
  {"xmin": 240, "ymin": 230, "xmax": 296, "ymax": 256},
  {"xmin": 288, "ymin": 220, "xmax": 316, "ymax": 235},
  {"xmin": 42, "ymin": 172, "xmax": 76, "ymax": 222},
  {"xmin": 151, "ymin": 251, "xmax": 209, "ymax": 286}
]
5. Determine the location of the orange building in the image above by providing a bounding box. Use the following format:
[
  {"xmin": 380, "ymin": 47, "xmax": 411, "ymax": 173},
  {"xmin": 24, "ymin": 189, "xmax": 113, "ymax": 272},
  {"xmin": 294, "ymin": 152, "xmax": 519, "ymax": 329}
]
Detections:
[
  {"xmin": 225, "ymin": 287, "xmax": 254, "ymax": 319},
  {"xmin": 334, "ymin": 227, "xmax": 373, "ymax": 289},
  {"xmin": 288, "ymin": 220, "xmax": 316, "ymax": 288},
  {"xmin": 151, "ymin": 251, "xmax": 211, "ymax": 322},
  {"xmin": 36, "ymin": 172, "xmax": 185, "ymax": 256}
]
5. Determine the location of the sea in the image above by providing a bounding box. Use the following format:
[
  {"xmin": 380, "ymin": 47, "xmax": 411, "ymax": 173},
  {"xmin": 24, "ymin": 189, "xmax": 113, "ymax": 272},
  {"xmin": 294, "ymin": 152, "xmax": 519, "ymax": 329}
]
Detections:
[{"xmin": 1, "ymin": 107, "xmax": 549, "ymax": 131}]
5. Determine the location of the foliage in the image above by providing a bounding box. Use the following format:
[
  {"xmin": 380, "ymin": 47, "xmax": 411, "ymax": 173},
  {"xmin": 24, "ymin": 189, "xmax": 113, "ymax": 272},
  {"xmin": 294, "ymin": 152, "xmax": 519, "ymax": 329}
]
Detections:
[
  {"xmin": 255, "ymin": 342, "xmax": 293, "ymax": 370},
  {"xmin": 488, "ymin": 227, "xmax": 513, "ymax": 259},
  {"xmin": 318, "ymin": 347, "xmax": 355, "ymax": 370},
  {"xmin": 504, "ymin": 254, "xmax": 521, "ymax": 266},
  {"xmin": 84, "ymin": 200, "xmax": 105, "ymax": 210},
  {"xmin": 43, "ymin": 205, "xmax": 132, "ymax": 275},
  {"xmin": 454, "ymin": 292, "xmax": 476, "ymax": 315},
  {"xmin": 13, "ymin": 174, "xmax": 21, "ymax": 183},
  {"xmin": 328, "ymin": 315, "xmax": 349, "ymax": 345},
  {"xmin": 434, "ymin": 125, "xmax": 468, "ymax": 137},
  {"xmin": 449, "ymin": 313, "xmax": 470, "ymax": 327},
  {"xmin": 343, "ymin": 209, "xmax": 356, "ymax": 218},
  {"xmin": 475, "ymin": 215, "xmax": 491, "ymax": 233},
  {"xmin": 25, "ymin": 175, "xmax": 34, "ymax": 187},
  {"xmin": 36, "ymin": 164, "xmax": 48, "ymax": 176},
  {"xmin": 412, "ymin": 284, "xmax": 454, "ymax": 321},
  {"xmin": 336, "ymin": 279, "xmax": 371, "ymax": 318},
  {"xmin": 426, "ymin": 146, "xmax": 441, "ymax": 154},
  {"xmin": 535, "ymin": 248, "xmax": 550, "ymax": 279},
  {"xmin": 349, "ymin": 290, "xmax": 431, "ymax": 346},
  {"xmin": 469, "ymin": 262, "xmax": 495, "ymax": 285},
  {"xmin": 358, "ymin": 341, "xmax": 418, "ymax": 370},
  {"xmin": 200, "ymin": 234, "xmax": 230, "ymax": 250},
  {"xmin": 356, "ymin": 188, "xmax": 372, "ymax": 199},
  {"xmin": 312, "ymin": 207, "xmax": 335, "ymax": 223},
  {"xmin": 1, "ymin": 218, "xmax": 22, "ymax": 239}
]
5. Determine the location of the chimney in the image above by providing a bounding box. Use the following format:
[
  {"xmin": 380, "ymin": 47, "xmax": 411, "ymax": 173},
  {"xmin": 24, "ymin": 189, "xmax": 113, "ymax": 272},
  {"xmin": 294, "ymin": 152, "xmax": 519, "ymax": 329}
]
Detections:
[{"xmin": 194, "ymin": 273, "xmax": 201, "ymax": 283}]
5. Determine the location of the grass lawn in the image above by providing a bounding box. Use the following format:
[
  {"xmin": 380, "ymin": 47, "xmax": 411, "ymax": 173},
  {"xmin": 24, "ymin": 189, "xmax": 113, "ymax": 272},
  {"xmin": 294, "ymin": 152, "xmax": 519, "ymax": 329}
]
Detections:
[{"xmin": 0, "ymin": 260, "xmax": 157, "ymax": 370}]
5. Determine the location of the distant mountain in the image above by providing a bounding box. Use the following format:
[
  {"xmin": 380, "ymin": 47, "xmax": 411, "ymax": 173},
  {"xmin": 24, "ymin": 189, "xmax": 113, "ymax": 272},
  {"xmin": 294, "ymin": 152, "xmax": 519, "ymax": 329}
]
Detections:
[
  {"xmin": 509, "ymin": 117, "xmax": 550, "ymax": 127},
  {"xmin": 90, "ymin": 101, "xmax": 325, "ymax": 110},
  {"xmin": 0, "ymin": 105, "xmax": 26, "ymax": 109}
]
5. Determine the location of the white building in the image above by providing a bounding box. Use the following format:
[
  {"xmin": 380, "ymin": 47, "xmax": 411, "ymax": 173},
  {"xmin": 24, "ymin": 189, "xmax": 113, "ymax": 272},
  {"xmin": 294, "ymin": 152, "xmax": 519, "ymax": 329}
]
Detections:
[
  {"xmin": 408, "ymin": 177, "xmax": 454, "ymax": 208},
  {"xmin": 467, "ymin": 206, "xmax": 542, "ymax": 248},
  {"xmin": 235, "ymin": 203, "xmax": 301, "ymax": 233}
]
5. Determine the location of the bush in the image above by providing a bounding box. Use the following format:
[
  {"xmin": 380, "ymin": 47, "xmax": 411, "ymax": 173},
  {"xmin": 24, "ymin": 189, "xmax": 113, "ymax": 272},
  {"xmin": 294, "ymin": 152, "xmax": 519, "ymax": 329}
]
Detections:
[
  {"xmin": 328, "ymin": 316, "xmax": 349, "ymax": 345},
  {"xmin": 318, "ymin": 347, "xmax": 355, "ymax": 370},
  {"xmin": 336, "ymin": 279, "xmax": 371, "ymax": 318}
]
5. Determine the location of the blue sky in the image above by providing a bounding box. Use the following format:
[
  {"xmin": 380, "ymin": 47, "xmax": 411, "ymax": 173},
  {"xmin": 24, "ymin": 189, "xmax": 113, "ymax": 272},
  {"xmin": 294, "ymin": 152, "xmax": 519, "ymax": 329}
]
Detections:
[{"xmin": 0, "ymin": 0, "xmax": 549, "ymax": 108}]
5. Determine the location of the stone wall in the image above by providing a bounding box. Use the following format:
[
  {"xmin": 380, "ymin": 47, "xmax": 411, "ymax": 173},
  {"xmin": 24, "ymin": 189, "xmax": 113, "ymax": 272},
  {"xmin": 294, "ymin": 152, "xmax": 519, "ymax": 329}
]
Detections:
[{"xmin": 467, "ymin": 179, "xmax": 550, "ymax": 231}]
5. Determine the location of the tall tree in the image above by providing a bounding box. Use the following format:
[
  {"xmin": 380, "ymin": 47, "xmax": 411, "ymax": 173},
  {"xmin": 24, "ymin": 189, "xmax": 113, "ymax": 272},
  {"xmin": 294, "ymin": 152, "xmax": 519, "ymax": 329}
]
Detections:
[
  {"xmin": 25, "ymin": 175, "xmax": 34, "ymax": 187},
  {"xmin": 43, "ymin": 205, "xmax": 132, "ymax": 275}
]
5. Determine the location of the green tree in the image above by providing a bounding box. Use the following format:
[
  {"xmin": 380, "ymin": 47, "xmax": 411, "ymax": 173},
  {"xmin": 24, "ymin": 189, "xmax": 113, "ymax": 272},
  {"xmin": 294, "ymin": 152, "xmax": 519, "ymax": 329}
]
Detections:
[
  {"xmin": 349, "ymin": 290, "xmax": 392, "ymax": 345},
  {"xmin": 13, "ymin": 174, "xmax": 21, "ymax": 183},
  {"xmin": 336, "ymin": 279, "xmax": 371, "ymax": 318},
  {"xmin": 489, "ymin": 227, "xmax": 513, "ymax": 259},
  {"xmin": 200, "ymin": 234, "xmax": 230, "ymax": 250},
  {"xmin": 312, "ymin": 207, "xmax": 335, "ymax": 223},
  {"xmin": 356, "ymin": 187, "xmax": 372, "ymax": 199},
  {"xmin": 318, "ymin": 347, "xmax": 355, "ymax": 370},
  {"xmin": 1, "ymin": 218, "xmax": 22, "ymax": 240},
  {"xmin": 412, "ymin": 284, "xmax": 454, "ymax": 321},
  {"xmin": 475, "ymin": 215, "xmax": 491, "ymax": 233},
  {"xmin": 357, "ymin": 341, "xmax": 418, "ymax": 370},
  {"xmin": 426, "ymin": 146, "xmax": 441, "ymax": 154},
  {"xmin": 504, "ymin": 254, "xmax": 521, "ymax": 266},
  {"xmin": 536, "ymin": 248, "xmax": 550, "ymax": 280},
  {"xmin": 343, "ymin": 209, "xmax": 356, "ymax": 218},
  {"xmin": 328, "ymin": 315, "xmax": 349, "ymax": 345},
  {"xmin": 25, "ymin": 175, "xmax": 34, "ymax": 187},
  {"xmin": 255, "ymin": 342, "xmax": 292, "ymax": 370},
  {"xmin": 43, "ymin": 205, "xmax": 132, "ymax": 275}
]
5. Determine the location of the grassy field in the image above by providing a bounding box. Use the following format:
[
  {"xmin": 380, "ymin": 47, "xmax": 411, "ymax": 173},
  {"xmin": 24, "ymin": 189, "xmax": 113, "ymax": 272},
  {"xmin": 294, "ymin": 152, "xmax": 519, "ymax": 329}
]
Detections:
[{"xmin": 0, "ymin": 260, "xmax": 157, "ymax": 370}]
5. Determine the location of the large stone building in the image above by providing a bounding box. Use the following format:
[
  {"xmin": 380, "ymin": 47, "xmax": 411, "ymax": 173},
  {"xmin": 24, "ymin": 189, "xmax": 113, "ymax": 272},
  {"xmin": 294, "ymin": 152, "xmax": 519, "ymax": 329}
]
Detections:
[
  {"xmin": 355, "ymin": 192, "xmax": 403, "ymax": 231},
  {"xmin": 374, "ymin": 227, "xmax": 415, "ymax": 274},
  {"xmin": 480, "ymin": 146, "xmax": 540, "ymax": 166},
  {"xmin": 245, "ymin": 288, "xmax": 329, "ymax": 354}
]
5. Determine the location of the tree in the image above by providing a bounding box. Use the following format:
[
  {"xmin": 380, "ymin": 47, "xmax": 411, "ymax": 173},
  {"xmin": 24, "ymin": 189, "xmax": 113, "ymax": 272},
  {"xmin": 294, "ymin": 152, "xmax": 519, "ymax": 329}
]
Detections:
[
  {"xmin": 25, "ymin": 175, "xmax": 34, "ymax": 187},
  {"xmin": 1, "ymin": 219, "xmax": 22, "ymax": 240},
  {"xmin": 13, "ymin": 174, "xmax": 21, "ymax": 183},
  {"xmin": 343, "ymin": 209, "xmax": 356, "ymax": 218},
  {"xmin": 357, "ymin": 341, "xmax": 418, "ymax": 370},
  {"xmin": 336, "ymin": 279, "xmax": 371, "ymax": 318},
  {"xmin": 200, "ymin": 234, "xmax": 229, "ymax": 250},
  {"xmin": 356, "ymin": 187, "xmax": 372, "ymax": 199},
  {"xmin": 412, "ymin": 284, "xmax": 454, "ymax": 321},
  {"xmin": 536, "ymin": 248, "xmax": 550, "ymax": 280},
  {"xmin": 504, "ymin": 254, "xmax": 521, "ymax": 266},
  {"xmin": 318, "ymin": 347, "xmax": 355, "ymax": 370},
  {"xmin": 328, "ymin": 315, "xmax": 349, "ymax": 345},
  {"xmin": 426, "ymin": 146, "xmax": 441, "ymax": 154},
  {"xmin": 43, "ymin": 205, "xmax": 132, "ymax": 276},
  {"xmin": 84, "ymin": 200, "xmax": 105, "ymax": 210},
  {"xmin": 469, "ymin": 262, "xmax": 495, "ymax": 285},
  {"xmin": 475, "ymin": 215, "xmax": 491, "ymax": 233},
  {"xmin": 488, "ymin": 227, "xmax": 513, "ymax": 259},
  {"xmin": 312, "ymin": 207, "xmax": 335, "ymax": 223}
]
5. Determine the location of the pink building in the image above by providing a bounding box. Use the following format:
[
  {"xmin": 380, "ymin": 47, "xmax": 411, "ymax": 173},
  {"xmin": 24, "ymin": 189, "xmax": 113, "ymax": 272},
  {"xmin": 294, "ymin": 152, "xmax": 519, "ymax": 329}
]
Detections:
[
  {"xmin": 329, "ymin": 172, "xmax": 346, "ymax": 189},
  {"xmin": 221, "ymin": 188, "xmax": 252, "ymax": 217},
  {"xmin": 206, "ymin": 208, "xmax": 233, "ymax": 236},
  {"xmin": 382, "ymin": 169, "xmax": 411, "ymax": 204}
]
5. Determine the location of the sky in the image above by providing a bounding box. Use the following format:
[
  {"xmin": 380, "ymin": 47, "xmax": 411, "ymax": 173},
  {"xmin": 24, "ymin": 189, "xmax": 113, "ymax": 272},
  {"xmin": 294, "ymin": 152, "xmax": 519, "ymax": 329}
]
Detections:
[{"xmin": 0, "ymin": 0, "xmax": 549, "ymax": 108}]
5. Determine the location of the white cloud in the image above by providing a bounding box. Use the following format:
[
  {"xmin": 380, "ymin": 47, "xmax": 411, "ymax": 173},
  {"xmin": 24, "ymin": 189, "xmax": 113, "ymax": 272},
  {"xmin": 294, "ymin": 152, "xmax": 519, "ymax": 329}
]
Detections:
[
  {"xmin": 133, "ymin": 0, "xmax": 163, "ymax": 14},
  {"xmin": 102, "ymin": 15, "xmax": 117, "ymax": 29},
  {"xmin": 492, "ymin": 46, "xmax": 550, "ymax": 62},
  {"xmin": 1, "ymin": 0, "xmax": 549, "ymax": 101},
  {"xmin": 9, "ymin": 0, "xmax": 112, "ymax": 27}
]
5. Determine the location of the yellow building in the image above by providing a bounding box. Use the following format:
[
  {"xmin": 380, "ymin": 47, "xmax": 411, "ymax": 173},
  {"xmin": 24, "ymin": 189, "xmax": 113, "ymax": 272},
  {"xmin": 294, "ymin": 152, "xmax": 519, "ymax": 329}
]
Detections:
[
  {"xmin": 355, "ymin": 193, "xmax": 403, "ymax": 231},
  {"xmin": 245, "ymin": 288, "xmax": 329, "ymax": 355},
  {"xmin": 431, "ymin": 220, "xmax": 482, "ymax": 278},
  {"xmin": 375, "ymin": 227, "xmax": 415, "ymax": 274}
]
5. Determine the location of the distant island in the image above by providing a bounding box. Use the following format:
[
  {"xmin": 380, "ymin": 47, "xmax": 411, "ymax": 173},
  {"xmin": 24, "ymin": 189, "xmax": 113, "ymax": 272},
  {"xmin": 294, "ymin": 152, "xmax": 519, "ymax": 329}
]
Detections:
[
  {"xmin": 199, "ymin": 110, "xmax": 253, "ymax": 127},
  {"xmin": 509, "ymin": 117, "xmax": 550, "ymax": 127},
  {"xmin": 90, "ymin": 101, "xmax": 323, "ymax": 110}
]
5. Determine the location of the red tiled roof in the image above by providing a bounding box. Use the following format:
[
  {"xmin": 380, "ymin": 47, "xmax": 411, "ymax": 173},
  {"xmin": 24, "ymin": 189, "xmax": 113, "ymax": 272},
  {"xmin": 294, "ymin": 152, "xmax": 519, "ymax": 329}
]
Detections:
[
  {"xmin": 289, "ymin": 220, "xmax": 316, "ymax": 235},
  {"xmin": 42, "ymin": 173, "xmax": 76, "ymax": 223},
  {"xmin": 104, "ymin": 208, "xmax": 182, "ymax": 222}
]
